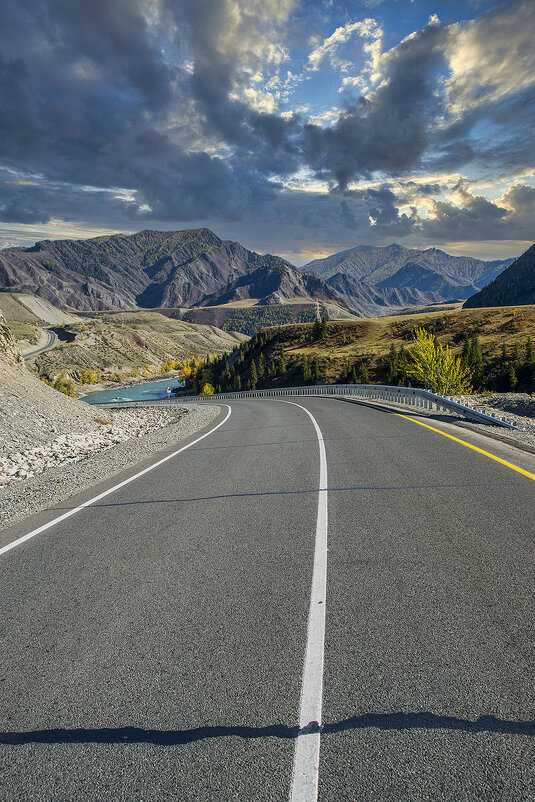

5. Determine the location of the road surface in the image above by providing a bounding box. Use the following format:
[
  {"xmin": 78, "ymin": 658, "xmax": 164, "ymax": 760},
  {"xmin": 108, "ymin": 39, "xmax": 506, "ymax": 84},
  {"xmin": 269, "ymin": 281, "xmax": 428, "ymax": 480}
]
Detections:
[
  {"xmin": 22, "ymin": 328, "xmax": 58, "ymax": 360},
  {"xmin": 0, "ymin": 398, "xmax": 533, "ymax": 800}
]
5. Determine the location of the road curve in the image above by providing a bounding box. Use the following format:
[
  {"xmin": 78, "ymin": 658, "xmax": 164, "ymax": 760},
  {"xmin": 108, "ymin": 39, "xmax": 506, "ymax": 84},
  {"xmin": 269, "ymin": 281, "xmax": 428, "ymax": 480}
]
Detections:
[
  {"xmin": 0, "ymin": 398, "xmax": 533, "ymax": 801},
  {"xmin": 22, "ymin": 328, "xmax": 58, "ymax": 360}
]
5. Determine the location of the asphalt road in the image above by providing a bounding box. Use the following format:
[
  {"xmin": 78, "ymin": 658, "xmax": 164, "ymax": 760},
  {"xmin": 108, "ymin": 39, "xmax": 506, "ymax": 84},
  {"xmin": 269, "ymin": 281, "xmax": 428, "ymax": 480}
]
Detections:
[
  {"xmin": 0, "ymin": 398, "xmax": 533, "ymax": 801},
  {"xmin": 22, "ymin": 328, "xmax": 58, "ymax": 360}
]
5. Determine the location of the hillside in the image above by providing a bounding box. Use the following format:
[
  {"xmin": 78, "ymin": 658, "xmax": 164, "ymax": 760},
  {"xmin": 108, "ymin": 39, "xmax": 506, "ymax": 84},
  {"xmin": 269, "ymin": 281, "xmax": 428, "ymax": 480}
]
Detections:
[
  {"xmin": 188, "ymin": 306, "xmax": 535, "ymax": 395},
  {"xmin": 33, "ymin": 311, "xmax": 247, "ymax": 385},
  {"xmin": 303, "ymin": 243, "xmax": 514, "ymax": 300},
  {"xmin": 0, "ymin": 292, "xmax": 80, "ymax": 350},
  {"xmin": 464, "ymin": 244, "xmax": 535, "ymax": 308},
  {"xmin": 0, "ymin": 312, "xmax": 102, "ymax": 452}
]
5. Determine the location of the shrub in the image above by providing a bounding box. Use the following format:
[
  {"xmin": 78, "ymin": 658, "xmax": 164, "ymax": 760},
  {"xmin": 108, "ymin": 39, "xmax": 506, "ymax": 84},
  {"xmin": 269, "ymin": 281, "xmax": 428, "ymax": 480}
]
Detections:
[
  {"xmin": 78, "ymin": 368, "xmax": 100, "ymax": 384},
  {"xmin": 53, "ymin": 373, "xmax": 77, "ymax": 397}
]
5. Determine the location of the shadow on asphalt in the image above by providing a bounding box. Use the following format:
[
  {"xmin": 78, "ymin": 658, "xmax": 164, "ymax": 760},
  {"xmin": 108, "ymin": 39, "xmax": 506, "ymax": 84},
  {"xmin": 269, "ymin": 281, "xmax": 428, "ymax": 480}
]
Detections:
[
  {"xmin": 50, "ymin": 479, "xmax": 522, "ymax": 510},
  {"xmin": 1, "ymin": 713, "xmax": 533, "ymax": 745}
]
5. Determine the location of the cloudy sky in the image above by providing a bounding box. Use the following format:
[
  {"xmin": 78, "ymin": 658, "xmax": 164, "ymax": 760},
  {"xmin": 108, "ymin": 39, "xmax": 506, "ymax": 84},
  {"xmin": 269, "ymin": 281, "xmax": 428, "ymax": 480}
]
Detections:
[{"xmin": 0, "ymin": 0, "xmax": 533, "ymax": 264}]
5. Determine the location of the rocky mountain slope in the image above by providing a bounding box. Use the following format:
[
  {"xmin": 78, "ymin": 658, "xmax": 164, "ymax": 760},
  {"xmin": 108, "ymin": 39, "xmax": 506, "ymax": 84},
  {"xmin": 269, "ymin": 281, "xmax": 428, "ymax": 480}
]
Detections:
[
  {"xmin": 0, "ymin": 228, "xmax": 353, "ymax": 314},
  {"xmin": 303, "ymin": 243, "xmax": 514, "ymax": 300},
  {"xmin": 0, "ymin": 292, "xmax": 79, "ymax": 325},
  {"xmin": 0, "ymin": 312, "xmax": 24, "ymax": 367},
  {"xmin": 464, "ymin": 244, "xmax": 535, "ymax": 308},
  {"xmin": 325, "ymin": 273, "xmax": 444, "ymax": 317},
  {"xmin": 200, "ymin": 262, "xmax": 350, "ymax": 310}
]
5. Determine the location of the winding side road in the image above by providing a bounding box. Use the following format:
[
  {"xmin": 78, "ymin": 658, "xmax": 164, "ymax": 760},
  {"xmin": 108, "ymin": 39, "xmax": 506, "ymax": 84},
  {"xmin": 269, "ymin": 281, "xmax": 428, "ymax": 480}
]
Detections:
[
  {"xmin": 21, "ymin": 328, "xmax": 58, "ymax": 360},
  {"xmin": 0, "ymin": 398, "xmax": 533, "ymax": 800}
]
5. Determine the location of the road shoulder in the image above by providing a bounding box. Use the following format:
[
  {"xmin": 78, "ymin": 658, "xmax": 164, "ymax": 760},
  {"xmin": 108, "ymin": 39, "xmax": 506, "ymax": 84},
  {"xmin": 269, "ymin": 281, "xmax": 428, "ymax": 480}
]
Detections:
[{"xmin": 0, "ymin": 404, "xmax": 225, "ymax": 540}]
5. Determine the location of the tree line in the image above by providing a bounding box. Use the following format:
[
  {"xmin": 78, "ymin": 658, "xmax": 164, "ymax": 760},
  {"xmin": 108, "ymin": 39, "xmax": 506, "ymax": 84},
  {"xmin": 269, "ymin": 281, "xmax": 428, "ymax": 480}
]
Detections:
[{"xmin": 178, "ymin": 321, "xmax": 535, "ymax": 396}]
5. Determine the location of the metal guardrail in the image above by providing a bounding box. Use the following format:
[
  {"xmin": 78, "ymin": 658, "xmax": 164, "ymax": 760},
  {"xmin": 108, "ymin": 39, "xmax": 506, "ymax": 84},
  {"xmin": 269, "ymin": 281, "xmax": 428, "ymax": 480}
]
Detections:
[{"xmin": 100, "ymin": 383, "xmax": 520, "ymax": 430}]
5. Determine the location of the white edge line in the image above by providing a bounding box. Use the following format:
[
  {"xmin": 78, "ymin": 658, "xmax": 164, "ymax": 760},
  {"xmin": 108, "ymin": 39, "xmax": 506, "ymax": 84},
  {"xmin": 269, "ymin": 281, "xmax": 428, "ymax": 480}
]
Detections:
[
  {"xmin": 0, "ymin": 405, "xmax": 232, "ymax": 558},
  {"xmin": 279, "ymin": 400, "xmax": 328, "ymax": 802}
]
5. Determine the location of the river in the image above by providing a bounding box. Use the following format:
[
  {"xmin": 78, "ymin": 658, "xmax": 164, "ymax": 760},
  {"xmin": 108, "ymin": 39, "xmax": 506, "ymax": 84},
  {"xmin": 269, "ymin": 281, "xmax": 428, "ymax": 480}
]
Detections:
[{"xmin": 82, "ymin": 377, "xmax": 185, "ymax": 405}]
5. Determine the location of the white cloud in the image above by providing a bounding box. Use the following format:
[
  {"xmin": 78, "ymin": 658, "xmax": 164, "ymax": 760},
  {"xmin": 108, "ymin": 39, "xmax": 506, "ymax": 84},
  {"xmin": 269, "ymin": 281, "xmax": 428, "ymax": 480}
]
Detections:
[
  {"xmin": 444, "ymin": 0, "xmax": 535, "ymax": 115},
  {"xmin": 338, "ymin": 75, "xmax": 367, "ymax": 93},
  {"xmin": 307, "ymin": 107, "xmax": 341, "ymax": 127},
  {"xmin": 307, "ymin": 18, "xmax": 382, "ymax": 73},
  {"xmin": 235, "ymin": 86, "xmax": 278, "ymax": 113}
]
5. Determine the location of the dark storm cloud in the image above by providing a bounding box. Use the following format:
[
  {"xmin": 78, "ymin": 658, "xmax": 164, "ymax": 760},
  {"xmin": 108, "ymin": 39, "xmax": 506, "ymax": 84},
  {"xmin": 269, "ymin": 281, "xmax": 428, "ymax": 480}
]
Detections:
[
  {"xmin": 303, "ymin": 20, "xmax": 447, "ymax": 189},
  {"xmin": 0, "ymin": 169, "xmax": 126, "ymax": 227},
  {"xmin": 344, "ymin": 187, "xmax": 418, "ymax": 235},
  {"xmin": 0, "ymin": 0, "xmax": 532, "ymax": 250},
  {"xmin": 397, "ymin": 181, "xmax": 442, "ymax": 200},
  {"xmin": 0, "ymin": 55, "xmax": 40, "ymax": 159},
  {"xmin": 0, "ymin": 197, "xmax": 51, "ymax": 225},
  {"xmin": 0, "ymin": 0, "xmax": 295, "ymax": 224},
  {"xmin": 340, "ymin": 200, "xmax": 359, "ymax": 229},
  {"xmin": 120, "ymin": 136, "xmax": 281, "ymax": 222},
  {"xmin": 422, "ymin": 183, "xmax": 535, "ymax": 241},
  {"xmin": 428, "ymin": 84, "xmax": 535, "ymax": 175},
  {"xmin": 169, "ymin": 0, "xmax": 302, "ymax": 177}
]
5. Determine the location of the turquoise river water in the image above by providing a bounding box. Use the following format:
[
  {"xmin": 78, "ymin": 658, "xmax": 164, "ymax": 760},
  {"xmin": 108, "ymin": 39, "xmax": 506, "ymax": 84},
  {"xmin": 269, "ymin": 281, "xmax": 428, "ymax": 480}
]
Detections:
[{"xmin": 82, "ymin": 377, "xmax": 185, "ymax": 405}]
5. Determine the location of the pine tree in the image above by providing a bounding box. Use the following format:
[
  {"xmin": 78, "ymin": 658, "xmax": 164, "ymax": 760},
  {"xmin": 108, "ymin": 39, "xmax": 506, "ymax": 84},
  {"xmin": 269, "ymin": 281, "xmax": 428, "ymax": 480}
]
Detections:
[
  {"xmin": 257, "ymin": 352, "xmax": 266, "ymax": 378},
  {"xmin": 350, "ymin": 365, "xmax": 358, "ymax": 384},
  {"xmin": 249, "ymin": 360, "xmax": 258, "ymax": 390},
  {"xmin": 385, "ymin": 343, "xmax": 398, "ymax": 384},
  {"xmin": 302, "ymin": 355, "xmax": 312, "ymax": 383},
  {"xmin": 359, "ymin": 362, "xmax": 370, "ymax": 384},
  {"xmin": 509, "ymin": 364, "xmax": 518, "ymax": 391},
  {"xmin": 397, "ymin": 345, "xmax": 408, "ymax": 384},
  {"xmin": 461, "ymin": 334, "xmax": 471, "ymax": 366},
  {"xmin": 319, "ymin": 317, "xmax": 328, "ymax": 339},
  {"xmin": 468, "ymin": 334, "xmax": 484, "ymax": 389}
]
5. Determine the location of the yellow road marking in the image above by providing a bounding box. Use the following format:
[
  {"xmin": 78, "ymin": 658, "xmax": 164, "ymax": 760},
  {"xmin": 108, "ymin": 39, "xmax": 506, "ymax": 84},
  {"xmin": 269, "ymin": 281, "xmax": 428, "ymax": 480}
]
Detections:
[{"xmin": 395, "ymin": 413, "xmax": 535, "ymax": 483}]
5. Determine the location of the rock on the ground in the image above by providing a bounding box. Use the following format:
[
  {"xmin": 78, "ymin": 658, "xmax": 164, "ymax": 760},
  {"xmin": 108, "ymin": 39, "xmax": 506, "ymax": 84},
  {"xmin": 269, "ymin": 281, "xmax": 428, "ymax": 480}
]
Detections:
[{"xmin": 0, "ymin": 407, "xmax": 185, "ymax": 487}]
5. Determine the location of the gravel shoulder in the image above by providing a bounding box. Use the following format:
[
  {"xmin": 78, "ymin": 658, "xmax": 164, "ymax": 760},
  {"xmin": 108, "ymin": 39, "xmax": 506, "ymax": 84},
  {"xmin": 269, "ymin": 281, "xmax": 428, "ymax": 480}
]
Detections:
[{"xmin": 0, "ymin": 404, "xmax": 220, "ymax": 532}]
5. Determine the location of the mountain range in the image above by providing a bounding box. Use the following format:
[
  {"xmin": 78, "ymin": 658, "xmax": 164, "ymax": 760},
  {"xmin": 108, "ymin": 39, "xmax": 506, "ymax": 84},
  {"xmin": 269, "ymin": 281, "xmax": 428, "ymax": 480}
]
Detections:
[
  {"xmin": 302, "ymin": 243, "xmax": 514, "ymax": 300},
  {"xmin": 0, "ymin": 229, "xmax": 351, "ymax": 315},
  {"xmin": 0, "ymin": 229, "xmax": 516, "ymax": 319}
]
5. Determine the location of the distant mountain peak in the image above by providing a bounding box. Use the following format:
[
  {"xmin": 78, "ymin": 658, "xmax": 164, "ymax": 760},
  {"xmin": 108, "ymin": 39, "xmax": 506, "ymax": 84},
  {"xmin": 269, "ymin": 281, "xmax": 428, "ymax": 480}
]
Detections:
[{"xmin": 301, "ymin": 243, "xmax": 514, "ymax": 301}]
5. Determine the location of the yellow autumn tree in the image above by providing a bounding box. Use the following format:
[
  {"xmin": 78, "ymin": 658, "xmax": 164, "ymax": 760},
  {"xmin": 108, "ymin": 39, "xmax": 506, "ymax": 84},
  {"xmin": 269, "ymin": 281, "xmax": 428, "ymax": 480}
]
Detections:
[{"xmin": 405, "ymin": 328, "xmax": 472, "ymax": 395}]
